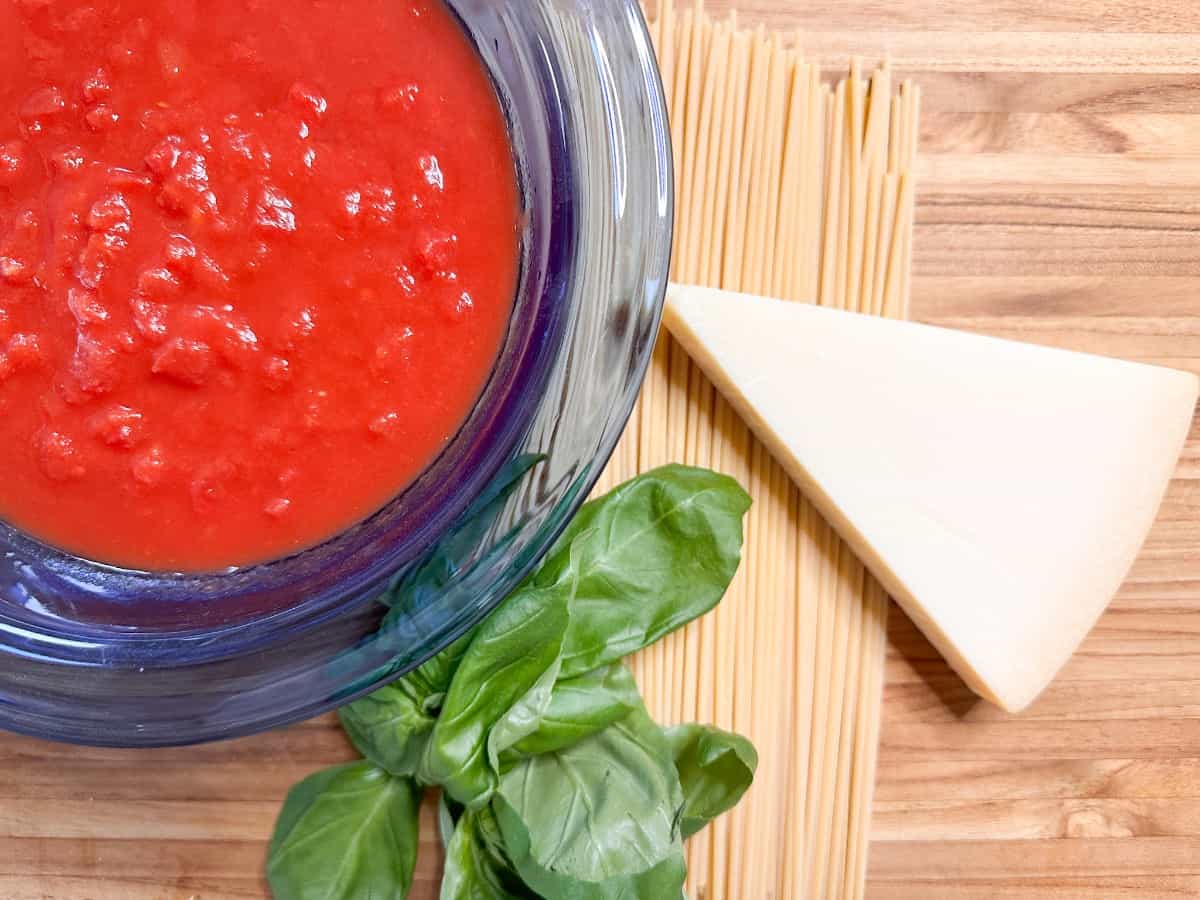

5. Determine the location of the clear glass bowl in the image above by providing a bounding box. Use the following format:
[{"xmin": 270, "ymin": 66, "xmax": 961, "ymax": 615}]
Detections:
[{"xmin": 0, "ymin": 0, "xmax": 672, "ymax": 747}]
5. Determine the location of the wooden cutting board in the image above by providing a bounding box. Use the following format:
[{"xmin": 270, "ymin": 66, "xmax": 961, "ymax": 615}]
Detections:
[{"xmin": 4, "ymin": 2, "xmax": 1200, "ymax": 898}]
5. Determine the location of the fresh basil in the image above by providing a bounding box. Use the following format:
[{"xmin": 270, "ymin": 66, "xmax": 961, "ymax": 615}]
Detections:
[
  {"xmin": 493, "ymin": 706, "xmax": 686, "ymax": 897},
  {"xmin": 533, "ymin": 465, "xmax": 751, "ymax": 679},
  {"xmin": 340, "ymin": 633, "xmax": 475, "ymax": 779},
  {"xmin": 406, "ymin": 631, "xmax": 475, "ymax": 703},
  {"xmin": 506, "ymin": 662, "xmax": 640, "ymax": 760},
  {"xmin": 485, "ymin": 655, "xmax": 563, "ymax": 772},
  {"xmin": 439, "ymin": 794, "xmax": 461, "ymax": 850},
  {"xmin": 267, "ymin": 466, "xmax": 758, "ymax": 900},
  {"xmin": 339, "ymin": 678, "xmax": 439, "ymax": 779},
  {"xmin": 441, "ymin": 810, "xmax": 538, "ymax": 900},
  {"xmin": 666, "ymin": 724, "xmax": 759, "ymax": 839},
  {"xmin": 267, "ymin": 761, "xmax": 421, "ymax": 900},
  {"xmin": 422, "ymin": 582, "xmax": 571, "ymax": 806}
]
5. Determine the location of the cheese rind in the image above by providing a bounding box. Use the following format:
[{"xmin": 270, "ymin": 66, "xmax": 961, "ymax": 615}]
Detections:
[{"xmin": 664, "ymin": 284, "xmax": 1199, "ymax": 712}]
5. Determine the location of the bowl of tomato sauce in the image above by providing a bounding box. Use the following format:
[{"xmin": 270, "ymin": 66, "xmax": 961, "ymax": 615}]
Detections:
[{"xmin": 0, "ymin": 0, "xmax": 671, "ymax": 745}]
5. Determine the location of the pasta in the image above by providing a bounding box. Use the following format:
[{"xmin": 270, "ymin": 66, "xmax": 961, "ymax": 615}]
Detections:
[{"xmin": 599, "ymin": 3, "xmax": 921, "ymax": 896}]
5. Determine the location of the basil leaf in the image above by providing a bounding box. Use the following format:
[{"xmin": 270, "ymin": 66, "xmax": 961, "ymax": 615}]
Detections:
[
  {"xmin": 422, "ymin": 582, "xmax": 571, "ymax": 807},
  {"xmin": 493, "ymin": 706, "xmax": 687, "ymax": 897},
  {"xmin": 485, "ymin": 655, "xmax": 563, "ymax": 770},
  {"xmin": 340, "ymin": 630, "xmax": 476, "ymax": 779},
  {"xmin": 533, "ymin": 465, "xmax": 751, "ymax": 679},
  {"xmin": 339, "ymin": 679, "xmax": 436, "ymax": 779},
  {"xmin": 438, "ymin": 793, "xmax": 460, "ymax": 850},
  {"xmin": 266, "ymin": 761, "xmax": 421, "ymax": 900},
  {"xmin": 665, "ymin": 724, "xmax": 758, "ymax": 839},
  {"xmin": 406, "ymin": 631, "xmax": 474, "ymax": 702},
  {"xmin": 506, "ymin": 663, "xmax": 640, "ymax": 760},
  {"xmin": 441, "ymin": 810, "xmax": 538, "ymax": 900},
  {"xmin": 474, "ymin": 803, "xmax": 517, "ymax": 870}
]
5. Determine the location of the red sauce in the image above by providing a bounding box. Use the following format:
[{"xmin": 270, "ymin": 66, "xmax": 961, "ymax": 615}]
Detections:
[{"xmin": 0, "ymin": 0, "xmax": 519, "ymax": 571}]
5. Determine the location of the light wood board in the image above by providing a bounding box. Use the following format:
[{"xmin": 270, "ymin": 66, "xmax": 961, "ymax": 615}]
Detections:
[{"xmin": 3, "ymin": 2, "xmax": 1199, "ymax": 898}]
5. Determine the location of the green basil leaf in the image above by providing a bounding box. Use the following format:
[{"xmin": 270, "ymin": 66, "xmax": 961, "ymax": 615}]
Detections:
[
  {"xmin": 266, "ymin": 761, "xmax": 421, "ymax": 900},
  {"xmin": 441, "ymin": 810, "xmax": 538, "ymax": 900},
  {"xmin": 533, "ymin": 465, "xmax": 751, "ymax": 679},
  {"xmin": 474, "ymin": 803, "xmax": 516, "ymax": 870},
  {"xmin": 665, "ymin": 724, "xmax": 759, "ymax": 839},
  {"xmin": 505, "ymin": 663, "xmax": 640, "ymax": 760},
  {"xmin": 339, "ymin": 628, "xmax": 478, "ymax": 780},
  {"xmin": 438, "ymin": 793, "xmax": 460, "ymax": 850},
  {"xmin": 406, "ymin": 631, "xmax": 474, "ymax": 702},
  {"xmin": 339, "ymin": 679, "xmax": 437, "ymax": 779},
  {"xmin": 422, "ymin": 582, "xmax": 571, "ymax": 807},
  {"xmin": 493, "ymin": 706, "xmax": 687, "ymax": 897},
  {"xmin": 485, "ymin": 654, "xmax": 563, "ymax": 770}
]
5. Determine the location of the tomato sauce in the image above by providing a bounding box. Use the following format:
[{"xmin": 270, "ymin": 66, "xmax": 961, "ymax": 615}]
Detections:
[{"xmin": 0, "ymin": 0, "xmax": 520, "ymax": 571}]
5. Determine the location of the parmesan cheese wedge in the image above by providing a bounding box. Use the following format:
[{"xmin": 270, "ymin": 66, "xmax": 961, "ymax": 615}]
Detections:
[{"xmin": 664, "ymin": 283, "xmax": 1199, "ymax": 712}]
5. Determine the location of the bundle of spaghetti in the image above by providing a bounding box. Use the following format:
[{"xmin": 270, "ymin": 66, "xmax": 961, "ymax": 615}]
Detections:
[{"xmin": 597, "ymin": 2, "xmax": 921, "ymax": 898}]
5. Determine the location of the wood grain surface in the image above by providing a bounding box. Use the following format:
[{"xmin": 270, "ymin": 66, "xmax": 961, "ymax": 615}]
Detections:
[{"xmin": 4, "ymin": 2, "xmax": 1200, "ymax": 898}]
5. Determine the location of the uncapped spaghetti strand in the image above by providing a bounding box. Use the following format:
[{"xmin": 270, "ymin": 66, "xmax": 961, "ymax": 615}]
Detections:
[
  {"xmin": 753, "ymin": 33, "xmax": 789, "ymax": 297},
  {"xmin": 859, "ymin": 164, "xmax": 884, "ymax": 315},
  {"xmin": 807, "ymin": 71, "xmax": 828, "ymax": 300},
  {"xmin": 900, "ymin": 83, "xmax": 921, "ymax": 320},
  {"xmin": 845, "ymin": 580, "xmax": 889, "ymax": 900},
  {"xmin": 707, "ymin": 397, "xmax": 746, "ymax": 899},
  {"xmin": 888, "ymin": 92, "xmax": 902, "ymax": 174},
  {"xmin": 824, "ymin": 558, "xmax": 867, "ymax": 899},
  {"xmin": 817, "ymin": 85, "xmax": 841, "ymax": 307},
  {"xmin": 844, "ymin": 59, "xmax": 866, "ymax": 312},
  {"xmin": 777, "ymin": 54, "xmax": 805, "ymax": 301},
  {"xmin": 752, "ymin": 457, "xmax": 795, "ymax": 895},
  {"xmin": 693, "ymin": 20, "xmax": 733, "ymax": 287},
  {"xmin": 667, "ymin": 9, "xmax": 692, "ymax": 212},
  {"xmin": 719, "ymin": 29, "xmax": 753, "ymax": 290},
  {"xmin": 736, "ymin": 440, "xmax": 770, "ymax": 898},
  {"xmin": 803, "ymin": 523, "xmax": 838, "ymax": 884},
  {"xmin": 676, "ymin": 14, "xmax": 711, "ymax": 282},
  {"xmin": 807, "ymin": 544, "xmax": 855, "ymax": 898},
  {"xmin": 863, "ymin": 61, "xmax": 891, "ymax": 174},
  {"xmin": 709, "ymin": 20, "xmax": 745, "ymax": 288},
  {"xmin": 735, "ymin": 27, "xmax": 770, "ymax": 294},
  {"xmin": 871, "ymin": 172, "xmax": 899, "ymax": 317},
  {"xmin": 787, "ymin": 496, "xmax": 822, "ymax": 895},
  {"xmin": 796, "ymin": 68, "xmax": 825, "ymax": 302},
  {"xmin": 882, "ymin": 172, "xmax": 916, "ymax": 320},
  {"xmin": 774, "ymin": 53, "xmax": 806, "ymax": 300},
  {"xmin": 832, "ymin": 78, "xmax": 852, "ymax": 311}
]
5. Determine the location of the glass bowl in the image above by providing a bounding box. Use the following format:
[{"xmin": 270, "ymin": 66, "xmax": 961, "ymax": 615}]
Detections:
[{"xmin": 0, "ymin": 0, "xmax": 672, "ymax": 747}]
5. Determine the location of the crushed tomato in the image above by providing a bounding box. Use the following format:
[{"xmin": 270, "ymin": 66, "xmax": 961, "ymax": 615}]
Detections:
[{"xmin": 0, "ymin": 0, "xmax": 520, "ymax": 571}]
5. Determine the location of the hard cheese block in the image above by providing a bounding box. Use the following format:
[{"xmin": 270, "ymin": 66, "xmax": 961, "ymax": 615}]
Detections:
[{"xmin": 664, "ymin": 284, "xmax": 1199, "ymax": 712}]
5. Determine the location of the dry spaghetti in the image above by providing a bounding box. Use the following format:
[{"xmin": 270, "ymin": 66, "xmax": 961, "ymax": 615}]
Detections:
[{"xmin": 598, "ymin": 3, "xmax": 920, "ymax": 898}]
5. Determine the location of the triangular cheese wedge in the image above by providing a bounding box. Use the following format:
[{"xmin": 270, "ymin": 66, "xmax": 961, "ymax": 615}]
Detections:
[{"xmin": 664, "ymin": 284, "xmax": 1199, "ymax": 712}]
